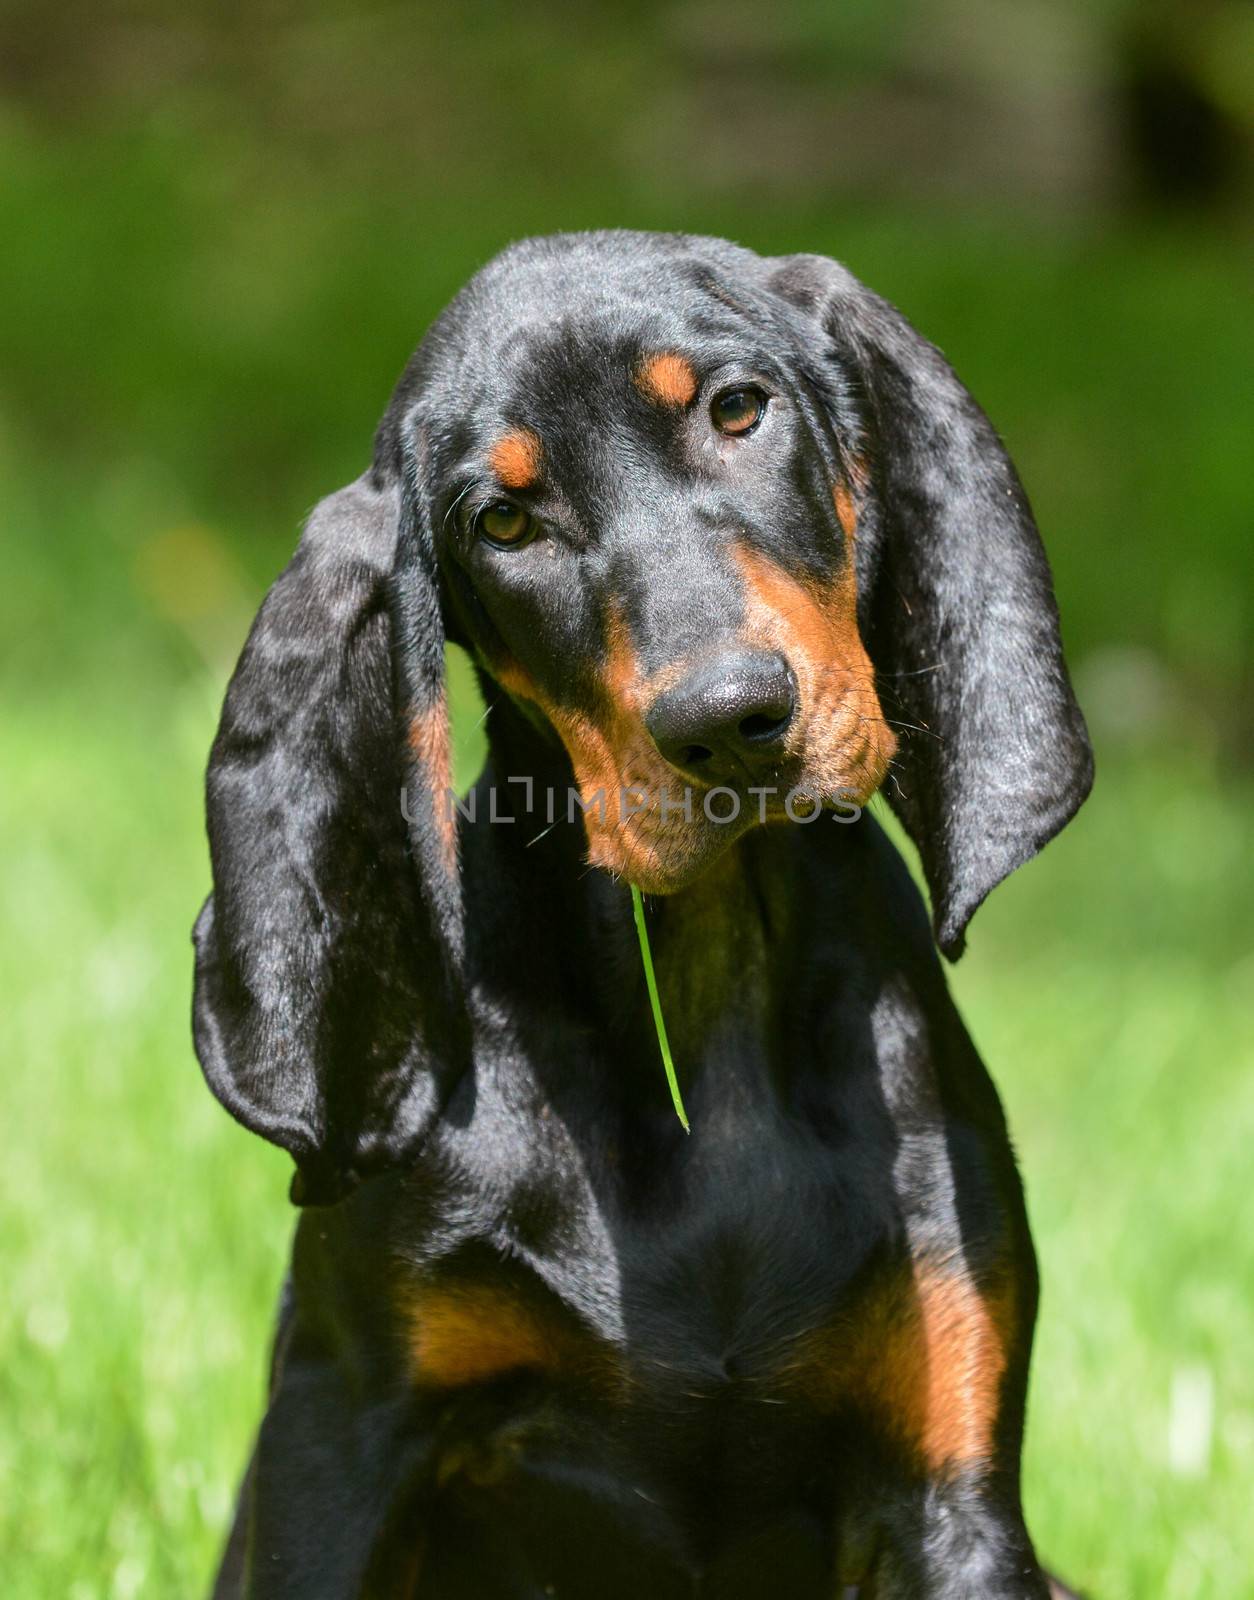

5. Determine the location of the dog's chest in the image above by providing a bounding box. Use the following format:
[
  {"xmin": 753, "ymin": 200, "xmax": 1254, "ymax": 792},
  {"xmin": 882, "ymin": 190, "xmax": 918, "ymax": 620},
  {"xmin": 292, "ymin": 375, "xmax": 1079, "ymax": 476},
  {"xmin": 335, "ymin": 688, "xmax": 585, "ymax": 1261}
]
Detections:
[
  {"xmin": 374, "ymin": 1032, "xmax": 1015, "ymax": 1581},
  {"xmin": 401, "ymin": 1084, "xmax": 901, "ymax": 1412},
  {"xmin": 382, "ymin": 1098, "xmax": 923, "ymax": 1582}
]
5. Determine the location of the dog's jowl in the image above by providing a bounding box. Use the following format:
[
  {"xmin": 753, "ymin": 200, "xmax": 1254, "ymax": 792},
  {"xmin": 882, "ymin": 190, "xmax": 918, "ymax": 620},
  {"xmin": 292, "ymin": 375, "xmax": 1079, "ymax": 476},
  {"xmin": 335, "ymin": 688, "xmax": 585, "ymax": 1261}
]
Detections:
[{"xmin": 193, "ymin": 232, "xmax": 1093, "ymax": 1598}]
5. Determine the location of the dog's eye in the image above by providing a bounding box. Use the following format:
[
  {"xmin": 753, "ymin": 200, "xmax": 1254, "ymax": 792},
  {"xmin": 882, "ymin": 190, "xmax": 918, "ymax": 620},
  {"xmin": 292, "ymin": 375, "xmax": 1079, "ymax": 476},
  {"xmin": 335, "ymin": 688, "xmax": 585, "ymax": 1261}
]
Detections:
[
  {"xmin": 477, "ymin": 501, "xmax": 533, "ymax": 548},
  {"xmin": 710, "ymin": 387, "xmax": 765, "ymax": 436}
]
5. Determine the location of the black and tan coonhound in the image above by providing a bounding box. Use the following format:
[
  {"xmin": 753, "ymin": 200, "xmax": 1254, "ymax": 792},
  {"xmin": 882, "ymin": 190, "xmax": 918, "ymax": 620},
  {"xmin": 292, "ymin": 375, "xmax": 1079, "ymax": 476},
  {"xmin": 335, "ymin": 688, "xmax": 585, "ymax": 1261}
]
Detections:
[{"xmin": 194, "ymin": 231, "xmax": 1093, "ymax": 1598}]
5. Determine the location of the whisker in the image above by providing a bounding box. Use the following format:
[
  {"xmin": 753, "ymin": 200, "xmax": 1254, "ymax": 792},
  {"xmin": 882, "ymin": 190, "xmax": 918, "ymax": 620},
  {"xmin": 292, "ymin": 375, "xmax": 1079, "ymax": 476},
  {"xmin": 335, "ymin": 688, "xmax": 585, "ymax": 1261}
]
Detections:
[
  {"xmin": 442, "ymin": 481, "xmax": 476, "ymax": 533},
  {"xmin": 879, "ymin": 661, "xmax": 942, "ymax": 678},
  {"xmin": 883, "ymin": 717, "xmax": 941, "ymax": 741}
]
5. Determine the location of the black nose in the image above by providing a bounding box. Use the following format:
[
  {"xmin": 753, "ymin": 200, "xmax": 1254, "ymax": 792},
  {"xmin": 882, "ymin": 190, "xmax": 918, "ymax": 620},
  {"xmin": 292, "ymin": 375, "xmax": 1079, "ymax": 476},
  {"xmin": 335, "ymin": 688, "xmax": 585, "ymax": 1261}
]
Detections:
[{"xmin": 646, "ymin": 649, "xmax": 796, "ymax": 782}]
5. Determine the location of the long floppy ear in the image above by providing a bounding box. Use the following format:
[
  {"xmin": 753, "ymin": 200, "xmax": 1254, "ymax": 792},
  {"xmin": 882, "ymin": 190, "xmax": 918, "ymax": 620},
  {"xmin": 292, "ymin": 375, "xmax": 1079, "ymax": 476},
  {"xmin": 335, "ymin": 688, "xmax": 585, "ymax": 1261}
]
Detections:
[
  {"xmin": 192, "ymin": 466, "xmax": 465, "ymax": 1205},
  {"xmin": 766, "ymin": 254, "xmax": 1093, "ymax": 958}
]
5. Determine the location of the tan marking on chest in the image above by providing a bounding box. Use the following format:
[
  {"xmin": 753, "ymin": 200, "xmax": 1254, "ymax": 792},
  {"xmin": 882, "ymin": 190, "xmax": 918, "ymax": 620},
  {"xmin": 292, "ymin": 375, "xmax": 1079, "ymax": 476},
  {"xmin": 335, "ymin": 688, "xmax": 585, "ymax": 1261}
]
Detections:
[
  {"xmin": 405, "ymin": 1284, "xmax": 560, "ymax": 1388},
  {"xmin": 878, "ymin": 1262, "xmax": 1011, "ymax": 1472},
  {"xmin": 487, "ymin": 428, "xmax": 543, "ymax": 490},
  {"xmin": 779, "ymin": 1261, "xmax": 1012, "ymax": 1476},
  {"xmin": 402, "ymin": 1281, "xmax": 623, "ymax": 1394},
  {"xmin": 635, "ymin": 351, "xmax": 699, "ymax": 407}
]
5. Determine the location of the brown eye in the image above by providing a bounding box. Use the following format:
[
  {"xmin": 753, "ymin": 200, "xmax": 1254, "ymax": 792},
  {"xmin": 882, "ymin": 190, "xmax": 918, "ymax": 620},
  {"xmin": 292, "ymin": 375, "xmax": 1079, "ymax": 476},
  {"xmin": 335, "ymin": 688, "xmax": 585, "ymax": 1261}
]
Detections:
[
  {"xmin": 477, "ymin": 501, "xmax": 533, "ymax": 548},
  {"xmin": 711, "ymin": 387, "xmax": 765, "ymax": 436}
]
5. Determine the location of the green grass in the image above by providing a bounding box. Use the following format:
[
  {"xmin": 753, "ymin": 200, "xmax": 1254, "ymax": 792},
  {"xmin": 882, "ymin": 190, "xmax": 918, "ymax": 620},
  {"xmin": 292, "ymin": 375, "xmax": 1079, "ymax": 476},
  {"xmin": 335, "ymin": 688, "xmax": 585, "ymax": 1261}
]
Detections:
[
  {"xmin": 2, "ymin": 111, "xmax": 1252, "ymax": 1598},
  {"xmin": 631, "ymin": 884, "xmax": 691, "ymax": 1133},
  {"xmin": 947, "ymin": 764, "xmax": 1254, "ymax": 1596},
  {"xmin": 4, "ymin": 661, "xmax": 1251, "ymax": 1597}
]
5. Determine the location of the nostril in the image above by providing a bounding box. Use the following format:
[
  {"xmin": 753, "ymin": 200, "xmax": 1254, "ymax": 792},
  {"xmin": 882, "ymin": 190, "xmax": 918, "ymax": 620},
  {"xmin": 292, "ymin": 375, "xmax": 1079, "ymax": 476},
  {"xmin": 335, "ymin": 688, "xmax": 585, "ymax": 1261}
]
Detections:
[
  {"xmin": 739, "ymin": 711, "xmax": 791, "ymax": 744},
  {"xmin": 645, "ymin": 649, "xmax": 796, "ymax": 773}
]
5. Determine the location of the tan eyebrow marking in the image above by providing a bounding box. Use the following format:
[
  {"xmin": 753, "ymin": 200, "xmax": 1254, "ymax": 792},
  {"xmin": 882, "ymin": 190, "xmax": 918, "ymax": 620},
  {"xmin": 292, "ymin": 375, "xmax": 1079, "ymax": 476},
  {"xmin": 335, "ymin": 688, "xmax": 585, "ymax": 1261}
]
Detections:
[
  {"xmin": 487, "ymin": 428, "xmax": 543, "ymax": 490},
  {"xmin": 635, "ymin": 352, "xmax": 699, "ymax": 408}
]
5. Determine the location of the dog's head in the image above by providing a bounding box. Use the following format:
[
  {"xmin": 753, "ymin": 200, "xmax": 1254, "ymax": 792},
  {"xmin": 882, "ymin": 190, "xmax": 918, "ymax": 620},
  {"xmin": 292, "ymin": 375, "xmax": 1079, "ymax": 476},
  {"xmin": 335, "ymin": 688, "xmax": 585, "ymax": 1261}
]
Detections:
[{"xmin": 194, "ymin": 232, "xmax": 1092, "ymax": 1201}]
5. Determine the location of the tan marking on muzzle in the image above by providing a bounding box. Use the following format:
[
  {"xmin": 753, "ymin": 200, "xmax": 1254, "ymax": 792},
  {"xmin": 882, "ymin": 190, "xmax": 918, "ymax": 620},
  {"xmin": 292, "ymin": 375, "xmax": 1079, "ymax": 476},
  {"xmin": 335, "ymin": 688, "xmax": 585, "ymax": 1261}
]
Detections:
[
  {"xmin": 487, "ymin": 428, "xmax": 543, "ymax": 490},
  {"xmin": 731, "ymin": 543, "xmax": 895, "ymax": 806},
  {"xmin": 487, "ymin": 610, "xmax": 714, "ymax": 888},
  {"xmin": 491, "ymin": 655, "xmax": 540, "ymax": 703},
  {"xmin": 487, "ymin": 538, "xmax": 894, "ymax": 887},
  {"xmin": 635, "ymin": 352, "xmax": 699, "ymax": 408}
]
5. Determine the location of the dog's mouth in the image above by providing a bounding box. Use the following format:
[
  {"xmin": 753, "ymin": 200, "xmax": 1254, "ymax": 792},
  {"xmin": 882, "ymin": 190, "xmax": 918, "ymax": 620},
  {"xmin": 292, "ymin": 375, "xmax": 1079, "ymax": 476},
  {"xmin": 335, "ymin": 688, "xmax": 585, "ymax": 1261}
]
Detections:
[
  {"xmin": 490, "ymin": 678, "xmax": 894, "ymax": 893},
  {"xmin": 486, "ymin": 662, "xmax": 894, "ymax": 892},
  {"xmin": 575, "ymin": 701, "xmax": 893, "ymax": 894},
  {"xmin": 487, "ymin": 551, "xmax": 897, "ymax": 892},
  {"xmin": 586, "ymin": 551, "xmax": 895, "ymax": 890}
]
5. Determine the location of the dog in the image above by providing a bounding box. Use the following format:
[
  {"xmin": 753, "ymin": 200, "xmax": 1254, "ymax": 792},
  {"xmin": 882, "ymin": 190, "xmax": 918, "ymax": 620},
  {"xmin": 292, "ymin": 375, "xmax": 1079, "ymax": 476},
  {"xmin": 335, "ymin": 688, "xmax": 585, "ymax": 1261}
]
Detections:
[{"xmin": 194, "ymin": 230, "xmax": 1093, "ymax": 1598}]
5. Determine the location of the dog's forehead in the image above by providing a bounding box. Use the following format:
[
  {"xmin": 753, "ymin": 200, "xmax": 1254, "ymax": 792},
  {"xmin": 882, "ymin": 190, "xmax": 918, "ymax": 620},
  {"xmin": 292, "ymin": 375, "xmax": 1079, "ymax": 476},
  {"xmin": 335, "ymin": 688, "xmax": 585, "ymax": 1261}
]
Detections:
[
  {"xmin": 445, "ymin": 240, "xmax": 769, "ymax": 403},
  {"xmin": 466, "ymin": 231, "xmax": 759, "ymax": 325}
]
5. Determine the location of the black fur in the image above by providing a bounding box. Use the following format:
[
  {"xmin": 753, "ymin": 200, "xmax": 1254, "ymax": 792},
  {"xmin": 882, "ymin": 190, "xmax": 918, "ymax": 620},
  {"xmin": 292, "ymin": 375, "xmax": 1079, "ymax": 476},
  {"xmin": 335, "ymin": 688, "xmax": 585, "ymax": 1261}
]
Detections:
[{"xmin": 194, "ymin": 231, "xmax": 1092, "ymax": 1597}]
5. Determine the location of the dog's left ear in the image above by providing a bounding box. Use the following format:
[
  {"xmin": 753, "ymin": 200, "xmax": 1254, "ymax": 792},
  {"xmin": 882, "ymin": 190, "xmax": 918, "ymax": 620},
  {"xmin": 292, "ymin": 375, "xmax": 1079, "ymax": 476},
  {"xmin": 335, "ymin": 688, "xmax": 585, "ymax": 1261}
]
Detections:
[{"xmin": 766, "ymin": 253, "xmax": 1093, "ymax": 958}]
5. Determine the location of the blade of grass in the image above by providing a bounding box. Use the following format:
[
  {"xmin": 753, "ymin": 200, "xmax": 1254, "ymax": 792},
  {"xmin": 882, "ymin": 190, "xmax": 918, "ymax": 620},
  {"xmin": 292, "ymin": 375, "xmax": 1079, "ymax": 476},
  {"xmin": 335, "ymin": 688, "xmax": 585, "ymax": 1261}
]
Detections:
[{"xmin": 630, "ymin": 884, "xmax": 690, "ymax": 1132}]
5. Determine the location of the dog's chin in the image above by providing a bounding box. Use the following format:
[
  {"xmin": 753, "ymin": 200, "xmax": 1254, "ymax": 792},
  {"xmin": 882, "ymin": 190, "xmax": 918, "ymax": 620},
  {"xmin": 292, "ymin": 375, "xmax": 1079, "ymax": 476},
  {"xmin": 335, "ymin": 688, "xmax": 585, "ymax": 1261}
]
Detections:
[
  {"xmin": 584, "ymin": 811, "xmax": 752, "ymax": 895},
  {"xmin": 582, "ymin": 769, "xmax": 882, "ymax": 892},
  {"xmin": 579, "ymin": 756, "xmax": 883, "ymax": 893}
]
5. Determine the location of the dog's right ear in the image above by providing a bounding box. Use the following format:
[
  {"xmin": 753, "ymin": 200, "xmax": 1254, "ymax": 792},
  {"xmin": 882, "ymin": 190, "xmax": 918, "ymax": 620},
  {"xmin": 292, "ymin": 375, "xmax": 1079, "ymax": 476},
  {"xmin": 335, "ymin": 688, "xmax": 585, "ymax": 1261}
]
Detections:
[{"xmin": 192, "ymin": 467, "xmax": 465, "ymax": 1206}]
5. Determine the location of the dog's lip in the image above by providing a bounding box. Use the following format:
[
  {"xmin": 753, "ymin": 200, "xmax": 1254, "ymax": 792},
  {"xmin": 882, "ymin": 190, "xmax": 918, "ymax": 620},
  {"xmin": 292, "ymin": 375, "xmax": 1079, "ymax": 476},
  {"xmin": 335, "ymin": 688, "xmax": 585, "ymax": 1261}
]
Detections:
[
  {"xmin": 594, "ymin": 778, "xmax": 871, "ymax": 894},
  {"xmin": 646, "ymin": 733, "xmax": 805, "ymax": 788},
  {"xmin": 590, "ymin": 766, "xmax": 869, "ymax": 894},
  {"xmin": 614, "ymin": 742, "xmax": 864, "ymax": 814}
]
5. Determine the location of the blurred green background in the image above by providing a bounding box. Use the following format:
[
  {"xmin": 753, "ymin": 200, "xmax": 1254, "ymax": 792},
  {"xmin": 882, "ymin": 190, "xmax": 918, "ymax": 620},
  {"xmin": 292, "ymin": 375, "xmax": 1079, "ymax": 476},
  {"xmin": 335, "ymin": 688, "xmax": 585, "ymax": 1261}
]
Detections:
[{"xmin": 2, "ymin": 3, "xmax": 1252, "ymax": 1596}]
